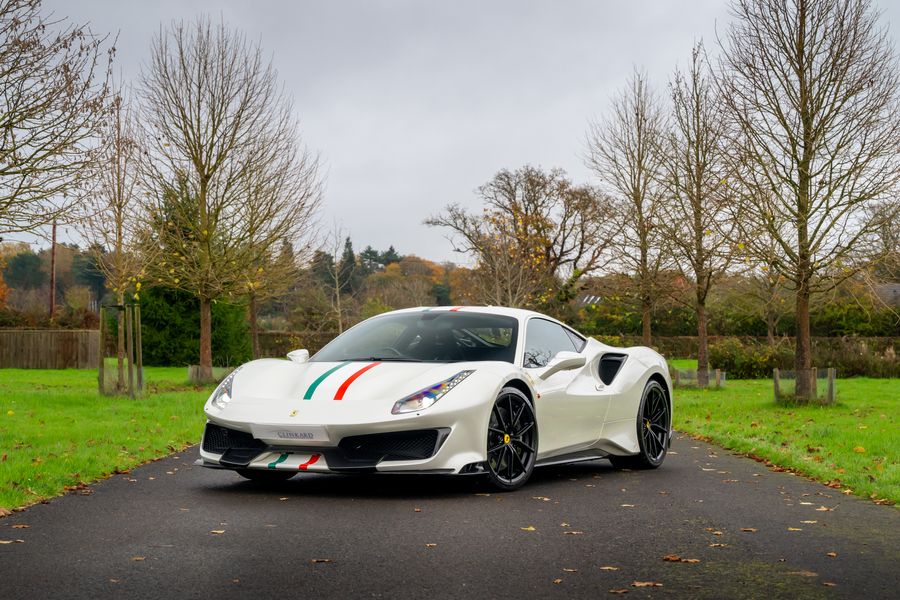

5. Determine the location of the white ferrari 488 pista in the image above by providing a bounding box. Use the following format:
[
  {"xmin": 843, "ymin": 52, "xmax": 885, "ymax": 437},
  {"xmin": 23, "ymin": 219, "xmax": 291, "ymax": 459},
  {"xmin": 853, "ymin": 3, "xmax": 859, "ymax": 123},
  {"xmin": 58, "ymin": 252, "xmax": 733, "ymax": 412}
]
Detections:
[{"xmin": 198, "ymin": 306, "xmax": 672, "ymax": 490}]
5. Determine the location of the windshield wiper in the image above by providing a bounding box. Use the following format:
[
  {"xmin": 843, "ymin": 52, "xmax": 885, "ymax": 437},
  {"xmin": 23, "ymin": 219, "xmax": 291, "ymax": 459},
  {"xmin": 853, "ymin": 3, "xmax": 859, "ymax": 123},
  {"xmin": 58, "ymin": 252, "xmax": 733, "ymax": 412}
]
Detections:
[{"xmin": 343, "ymin": 356, "xmax": 425, "ymax": 362}]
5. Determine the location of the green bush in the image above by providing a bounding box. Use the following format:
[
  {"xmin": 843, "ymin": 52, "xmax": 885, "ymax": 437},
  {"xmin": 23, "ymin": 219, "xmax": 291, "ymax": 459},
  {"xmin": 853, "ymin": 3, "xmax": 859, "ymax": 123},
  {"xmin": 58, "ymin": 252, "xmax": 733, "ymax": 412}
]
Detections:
[
  {"xmin": 708, "ymin": 338, "xmax": 794, "ymax": 379},
  {"xmin": 708, "ymin": 336, "xmax": 899, "ymax": 379},
  {"xmin": 137, "ymin": 287, "xmax": 250, "ymax": 367}
]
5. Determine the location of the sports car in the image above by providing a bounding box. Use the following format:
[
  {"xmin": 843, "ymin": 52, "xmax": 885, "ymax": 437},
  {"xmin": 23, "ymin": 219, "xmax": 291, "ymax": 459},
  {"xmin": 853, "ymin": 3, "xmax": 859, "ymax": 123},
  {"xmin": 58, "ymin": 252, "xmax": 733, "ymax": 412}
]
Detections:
[{"xmin": 198, "ymin": 306, "xmax": 673, "ymax": 490}]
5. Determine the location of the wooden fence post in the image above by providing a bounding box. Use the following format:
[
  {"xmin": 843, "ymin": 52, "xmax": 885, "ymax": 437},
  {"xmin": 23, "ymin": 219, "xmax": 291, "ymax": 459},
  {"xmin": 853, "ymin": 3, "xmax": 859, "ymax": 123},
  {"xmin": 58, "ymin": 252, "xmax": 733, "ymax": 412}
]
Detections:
[
  {"xmin": 674, "ymin": 370, "xmax": 680, "ymax": 388},
  {"xmin": 125, "ymin": 304, "xmax": 135, "ymax": 400},
  {"xmin": 135, "ymin": 303, "xmax": 143, "ymax": 396},
  {"xmin": 810, "ymin": 366, "xmax": 818, "ymax": 400},
  {"xmin": 98, "ymin": 307, "xmax": 106, "ymax": 395},
  {"xmin": 773, "ymin": 368, "xmax": 781, "ymax": 402},
  {"xmin": 714, "ymin": 369, "xmax": 721, "ymax": 388},
  {"xmin": 826, "ymin": 368, "xmax": 836, "ymax": 405}
]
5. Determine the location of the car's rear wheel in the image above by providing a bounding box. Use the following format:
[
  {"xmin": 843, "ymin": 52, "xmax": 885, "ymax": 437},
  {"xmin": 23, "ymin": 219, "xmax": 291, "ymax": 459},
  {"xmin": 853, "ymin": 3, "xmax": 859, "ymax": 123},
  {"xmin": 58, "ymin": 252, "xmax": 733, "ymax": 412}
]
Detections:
[
  {"xmin": 609, "ymin": 379, "xmax": 670, "ymax": 470},
  {"xmin": 237, "ymin": 469, "xmax": 296, "ymax": 483},
  {"xmin": 486, "ymin": 387, "xmax": 538, "ymax": 491}
]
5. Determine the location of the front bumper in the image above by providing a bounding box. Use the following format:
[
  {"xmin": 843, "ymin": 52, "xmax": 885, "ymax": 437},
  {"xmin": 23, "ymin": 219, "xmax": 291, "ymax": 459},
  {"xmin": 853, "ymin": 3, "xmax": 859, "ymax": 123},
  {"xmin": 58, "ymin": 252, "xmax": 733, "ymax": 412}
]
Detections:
[{"xmin": 198, "ymin": 420, "xmax": 484, "ymax": 475}]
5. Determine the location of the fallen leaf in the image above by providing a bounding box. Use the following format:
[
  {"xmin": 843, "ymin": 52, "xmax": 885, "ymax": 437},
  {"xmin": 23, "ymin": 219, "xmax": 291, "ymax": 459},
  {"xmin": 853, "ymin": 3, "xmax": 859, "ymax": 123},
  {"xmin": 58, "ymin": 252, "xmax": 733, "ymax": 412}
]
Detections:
[
  {"xmin": 787, "ymin": 527, "xmax": 802, "ymax": 531},
  {"xmin": 279, "ymin": 497, "xmax": 288, "ymax": 501},
  {"xmin": 553, "ymin": 578, "xmax": 563, "ymax": 584},
  {"xmin": 608, "ymin": 589, "xmax": 629, "ymax": 594},
  {"xmin": 11, "ymin": 524, "xmax": 29, "ymax": 529},
  {"xmin": 310, "ymin": 559, "xmax": 333, "ymax": 564},
  {"xmin": 600, "ymin": 566, "xmax": 619, "ymax": 571},
  {"xmin": 560, "ymin": 522, "xmax": 570, "ymax": 527},
  {"xmin": 853, "ymin": 446, "xmax": 865, "ymax": 453},
  {"xmin": 414, "ymin": 508, "xmax": 422, "ymax": 513},
  {"xmin": 815, "ymin": 506, "xmax": 834, "ymax": 512},
  {"xmin": 520, "ymin": 526, "xmax": 536, "ymax": 532},
  {"xmin": 425, "ymin": 543, "xmax": 437, "ymax": 548},
  {"xmin": 632, "ymin": 581, "xmax": 663, "ymax": 587},
  {"xmin": 741, "ymin": 528, "xmax": 758, "ymax": 533},
  {"xmin": 564, "ymin": 531, "xmax": 584, "ymax": 535},
  {"xmin": 799, "ymin": 501, "xmax": 813, "ymax": 505},
  {"xmin": 826, "ymin": 552, "xmax": 837, "ymax": 558},
  {"xmin": 210, "ymin": 530, "xmax": 225, "ymax": 535},
  {"xmin": 131, "ymin": 556, "xmax": 145, "ymax": 561},
  {"xmin": 0, "ymin": 539, "xmax": 25, "ymax": 544},
  {"xmin": 532, "ymin": 496, "xmax": 551, "ymax": 502},
  {"xmin": 474, "ymin": 493, "xmax": 491, "ymax": 497},
  {"xmin": 823, "ymin": 582, "xmax": 837, "ymax": 587},
  {"xmin": 722, "ymin": 479, "xmax": 739, "ymax": 483},
  {"xmin": 562, "ymin": 568, "xmax": 577, "ymax": 573},
  {"xmin": 663, "ymin": 554, "xmax": 681, "ymax": 562},
  {"xmin": 800, "ymin": 520, "xmax": 817, "ymax": 524},
  {"xmin": 786, "ymin": 570, "xmax": 818, "ymax": 577},
  {"xmin": 0, "ymin": 508, "xmax": 11, "ymax": 518},
  {"xmin": 681, "ymin": 558, "xmax": 700, "ymax": 563},
  {"xmin": 709, "ymin": 543, "xmax": 728, "ymax": 548}
]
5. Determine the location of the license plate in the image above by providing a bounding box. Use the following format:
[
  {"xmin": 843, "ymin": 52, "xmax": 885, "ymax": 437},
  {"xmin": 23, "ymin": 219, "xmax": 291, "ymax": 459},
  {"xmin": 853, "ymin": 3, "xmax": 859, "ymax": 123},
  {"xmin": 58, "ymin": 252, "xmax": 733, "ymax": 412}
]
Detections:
[{"xmin": 251, "ymin": 424, "xmax": 330, "ymax": 443}]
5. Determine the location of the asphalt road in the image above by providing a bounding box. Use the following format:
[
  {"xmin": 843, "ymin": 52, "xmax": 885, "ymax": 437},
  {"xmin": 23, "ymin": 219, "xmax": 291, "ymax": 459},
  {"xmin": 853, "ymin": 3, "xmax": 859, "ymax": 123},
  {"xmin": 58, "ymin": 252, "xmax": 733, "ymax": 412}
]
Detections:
[{"xmin": 1, "ymin": 434, "xmax": 898, "ymax": 600}]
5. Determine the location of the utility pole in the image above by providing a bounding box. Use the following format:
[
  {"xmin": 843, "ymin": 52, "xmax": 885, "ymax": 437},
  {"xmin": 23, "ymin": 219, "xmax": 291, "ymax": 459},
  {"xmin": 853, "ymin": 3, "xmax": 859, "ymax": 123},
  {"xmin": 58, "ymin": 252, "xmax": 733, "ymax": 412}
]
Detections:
[{"xmin": 49, "ymin": 219, "xmax": 57, "ymax": 321}]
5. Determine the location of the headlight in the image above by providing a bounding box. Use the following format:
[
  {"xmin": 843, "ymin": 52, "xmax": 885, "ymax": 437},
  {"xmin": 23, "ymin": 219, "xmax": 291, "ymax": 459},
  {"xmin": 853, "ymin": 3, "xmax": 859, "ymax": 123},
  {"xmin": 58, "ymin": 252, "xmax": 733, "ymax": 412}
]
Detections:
[
  {"xmin": 391, "ymin": 370, "xmax": 474, "ymax": 415},
  {"xmin": 208, "ymin": 366, "xmax": 242, "ymax": 411}
]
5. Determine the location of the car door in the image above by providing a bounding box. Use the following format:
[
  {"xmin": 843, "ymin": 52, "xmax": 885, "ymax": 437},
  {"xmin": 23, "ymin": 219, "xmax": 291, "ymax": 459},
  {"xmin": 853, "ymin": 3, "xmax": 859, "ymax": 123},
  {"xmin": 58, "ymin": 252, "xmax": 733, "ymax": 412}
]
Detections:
[{"xmin": 522, "ymin": 318, "xmax": 601, "ymax": 459}]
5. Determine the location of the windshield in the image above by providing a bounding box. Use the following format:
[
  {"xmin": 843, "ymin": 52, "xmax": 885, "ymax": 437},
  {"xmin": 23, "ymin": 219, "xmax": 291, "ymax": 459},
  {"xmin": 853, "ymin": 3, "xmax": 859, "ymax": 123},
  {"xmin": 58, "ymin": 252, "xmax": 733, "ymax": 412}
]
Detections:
[{"xmin": 312, "ymin": 311, "xmax": 519, "ymax": 363}]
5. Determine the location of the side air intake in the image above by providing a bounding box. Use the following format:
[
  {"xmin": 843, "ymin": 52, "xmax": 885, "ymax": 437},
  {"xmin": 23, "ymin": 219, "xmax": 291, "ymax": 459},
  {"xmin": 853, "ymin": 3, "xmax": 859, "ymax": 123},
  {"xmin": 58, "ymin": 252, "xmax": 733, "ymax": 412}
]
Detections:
[{"xmin": 599, "ymin": 353, "xmax": 627, "ymax": 385}]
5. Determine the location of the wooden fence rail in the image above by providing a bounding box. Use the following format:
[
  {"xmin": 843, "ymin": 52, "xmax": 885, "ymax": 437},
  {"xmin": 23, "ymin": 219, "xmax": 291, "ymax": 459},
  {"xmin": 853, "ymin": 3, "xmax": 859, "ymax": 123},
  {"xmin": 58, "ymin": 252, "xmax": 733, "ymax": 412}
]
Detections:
[{"xmin": 0, "ymin": 329, "xmax": 99, "ymax": 369}]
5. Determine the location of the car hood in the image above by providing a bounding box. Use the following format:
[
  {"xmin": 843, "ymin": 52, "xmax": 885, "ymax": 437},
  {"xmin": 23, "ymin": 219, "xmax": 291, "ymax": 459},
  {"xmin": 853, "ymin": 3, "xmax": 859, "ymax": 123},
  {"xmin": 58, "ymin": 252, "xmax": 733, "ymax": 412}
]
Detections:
[{"xmin": 208, "ymin": 358, "xmax": 477, "ymax": 426}]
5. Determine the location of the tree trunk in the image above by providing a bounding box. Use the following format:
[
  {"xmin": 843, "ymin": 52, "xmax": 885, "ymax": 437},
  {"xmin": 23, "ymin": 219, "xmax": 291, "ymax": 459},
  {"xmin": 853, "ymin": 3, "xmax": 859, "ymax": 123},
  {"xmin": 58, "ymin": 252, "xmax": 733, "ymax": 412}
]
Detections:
[
  {"xmin": 696, "ymin": 302, "xmax": 709, "ymax": 388},
  {"xmin": 199, "ymin": 297, "xmax": 214, "ymax": 382},
  {"xmin": 116, "ymin": 291, "xmax": 126, "ymax": 392},
  {"xmin": 641, "ymin": 300, "xmax": 651, "ymax": 346},
  {"xmin": 249, "ymin": 293, "xmax": 260, "ymax": 360},
  {"xmin": 794, "ymin": 287, "xmax": 812, "ymax": 401},
  {"xmin": 766, "ymin": 310, "xmax": 776, "ymax": 347}
]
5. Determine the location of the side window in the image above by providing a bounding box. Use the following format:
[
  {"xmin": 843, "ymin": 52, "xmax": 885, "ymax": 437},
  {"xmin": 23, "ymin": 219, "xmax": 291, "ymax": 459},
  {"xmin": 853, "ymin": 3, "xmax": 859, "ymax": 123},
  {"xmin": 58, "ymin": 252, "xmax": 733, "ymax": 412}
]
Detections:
[
  {"xmin": 565, "ymin": 329, "xmax": 586, "ymax": 352},
  {"xmin": 523, "ymin": 319, "xmax": 577, "ymax": 368}
]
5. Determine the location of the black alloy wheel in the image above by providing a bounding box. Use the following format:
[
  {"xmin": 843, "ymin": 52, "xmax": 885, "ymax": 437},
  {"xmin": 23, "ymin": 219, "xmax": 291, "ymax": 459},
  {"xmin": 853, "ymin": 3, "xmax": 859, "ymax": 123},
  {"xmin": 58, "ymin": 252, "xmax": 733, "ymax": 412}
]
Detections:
[
  {"xmin": 486, "ymin": 387, "xmax": 538, "ymax": 490},
  {"xmin": 609, "ymin": 379, "xmax": 670, "ymax": 470}
]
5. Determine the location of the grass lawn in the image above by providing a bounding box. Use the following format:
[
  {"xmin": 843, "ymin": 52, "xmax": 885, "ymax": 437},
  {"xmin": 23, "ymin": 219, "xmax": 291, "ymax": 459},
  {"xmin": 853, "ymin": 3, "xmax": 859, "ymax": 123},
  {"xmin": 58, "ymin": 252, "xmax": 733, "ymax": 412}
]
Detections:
[
  {"xmin": 673, "ymin": 376, "xmax": 899, "ymax": 505},
  {"xmin": 0, "ymin": 367, "xmax": 213, "ymax": 511}
]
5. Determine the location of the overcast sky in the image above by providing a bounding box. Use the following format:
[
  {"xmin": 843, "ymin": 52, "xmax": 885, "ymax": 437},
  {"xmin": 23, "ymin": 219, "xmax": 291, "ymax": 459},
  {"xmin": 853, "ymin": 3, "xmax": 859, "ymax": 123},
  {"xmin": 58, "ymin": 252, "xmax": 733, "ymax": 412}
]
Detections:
[{"xmin": 39, "ymin": 0, "xmax": 900, "ymax": 263}]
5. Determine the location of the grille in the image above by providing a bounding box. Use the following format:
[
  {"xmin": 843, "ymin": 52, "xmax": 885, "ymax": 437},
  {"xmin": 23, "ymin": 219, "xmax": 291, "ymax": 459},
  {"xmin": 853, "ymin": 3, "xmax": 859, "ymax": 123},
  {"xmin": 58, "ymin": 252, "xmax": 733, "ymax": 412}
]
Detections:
[
  {"xmin": 202, "ymin": 423, "xmax": 266, "ymax": 454},
  {"xmin": 338, "ymin": 429, "xmax": 444, "ymax": 461}
]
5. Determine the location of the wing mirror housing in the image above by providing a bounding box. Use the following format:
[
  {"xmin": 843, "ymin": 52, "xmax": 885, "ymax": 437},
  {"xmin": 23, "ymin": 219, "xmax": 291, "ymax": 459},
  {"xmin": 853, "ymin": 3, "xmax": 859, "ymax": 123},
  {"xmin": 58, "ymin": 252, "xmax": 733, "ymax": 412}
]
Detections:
[
  {"xmin": 538, "ymin": 351, "xmax": 586, "ymax": 380},
  {"xmin": 287, "ymin": 349, "xmax": 310, "ymax": 364}
]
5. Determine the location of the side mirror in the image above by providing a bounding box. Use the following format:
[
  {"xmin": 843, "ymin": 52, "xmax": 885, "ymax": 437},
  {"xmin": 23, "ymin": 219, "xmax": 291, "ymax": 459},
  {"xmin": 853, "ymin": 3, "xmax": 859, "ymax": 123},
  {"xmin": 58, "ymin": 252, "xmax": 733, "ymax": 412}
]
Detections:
[
  {"xmin": 287, "ymin": 349, "xmax": 310, "ymax": 364},
  {"xmin": 538, "ymin": 351, "xmax": 586, "ymax": 380}
]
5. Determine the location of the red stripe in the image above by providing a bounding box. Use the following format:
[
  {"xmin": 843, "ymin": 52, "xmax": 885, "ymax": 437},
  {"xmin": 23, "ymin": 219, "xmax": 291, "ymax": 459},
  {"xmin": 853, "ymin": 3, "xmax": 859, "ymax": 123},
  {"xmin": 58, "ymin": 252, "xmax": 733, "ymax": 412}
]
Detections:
[
  {"xmin": 299, "ymin": 453, "xmax": 320, "ymax": 470},
  {"xmin": 449, "ymin": 306, "xmax": 463, "ymax": 312},
  {"xmin": 334, "ymin": 362, "xmax": 380, "ymax": 400}
]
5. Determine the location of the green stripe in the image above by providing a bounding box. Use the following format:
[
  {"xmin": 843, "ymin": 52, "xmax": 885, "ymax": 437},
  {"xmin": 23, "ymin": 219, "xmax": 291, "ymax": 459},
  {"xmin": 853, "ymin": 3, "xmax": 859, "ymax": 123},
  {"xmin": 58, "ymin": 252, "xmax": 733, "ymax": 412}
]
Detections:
[
  {"xmin": 268, "ymin": 453, "xmax": 289, "ymax": 469},
  {"xmin": 303, "ymin": 361, "xmax": 351, "ymax": 399}
]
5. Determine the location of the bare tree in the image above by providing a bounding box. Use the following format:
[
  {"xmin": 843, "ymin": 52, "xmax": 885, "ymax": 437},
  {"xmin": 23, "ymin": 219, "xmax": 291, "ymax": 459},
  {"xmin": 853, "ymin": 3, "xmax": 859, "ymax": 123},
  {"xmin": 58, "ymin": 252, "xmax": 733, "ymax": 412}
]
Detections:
[
  {"xmin": 587, "ymin": 69, "xmax": 669, "ymax": 345},
  {"xmin": 720, "ymin": 0, "xmax": 900, "ymax": 400},
  {"xmin": 140, "ymin": 17, "xmax": 320, "ymax": 381},
  {"xmin": 0, "ymin": 0, "xmax": 111, "ymax": 235},
  {"xmin": 427, "ymin": 166, "xmax": 618, "ymax": 310},
  {"xmin": 658, "ymin": 44, "xmax": 738, "ymax": 385},
  {"xmin": 78, "ymin": 87, "xmax": 152, "ymax": 391}
]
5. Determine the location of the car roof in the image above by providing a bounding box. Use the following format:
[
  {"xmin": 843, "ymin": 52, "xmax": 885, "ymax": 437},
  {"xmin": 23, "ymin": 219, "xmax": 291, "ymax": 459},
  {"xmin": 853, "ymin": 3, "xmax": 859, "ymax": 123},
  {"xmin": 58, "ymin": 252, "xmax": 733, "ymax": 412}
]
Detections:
[{"xmin": 387, "ymin": 305, "xmax": 575, "ymax": 329}]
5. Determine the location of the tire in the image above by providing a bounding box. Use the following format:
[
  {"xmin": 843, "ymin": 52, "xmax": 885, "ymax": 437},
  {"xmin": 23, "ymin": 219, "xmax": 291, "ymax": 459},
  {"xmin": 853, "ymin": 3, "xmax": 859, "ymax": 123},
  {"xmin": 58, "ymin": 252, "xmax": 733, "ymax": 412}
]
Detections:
[
  {"xmin": 609, "ymin": 379, "xmax": 670, "ymax": 470},
  {"xmin": 486, "ymin": 386, "xmax": 538, "ymax": 491},
  {"xmin": 237, "ymin": 469, "xmax": 297, "ymax": 483}
]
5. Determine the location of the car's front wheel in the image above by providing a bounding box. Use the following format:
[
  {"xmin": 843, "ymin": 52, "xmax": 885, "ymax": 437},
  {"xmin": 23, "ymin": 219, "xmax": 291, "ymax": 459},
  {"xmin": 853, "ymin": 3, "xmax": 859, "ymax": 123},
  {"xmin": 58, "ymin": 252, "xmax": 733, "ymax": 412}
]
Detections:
[
  {"xmin": 237, "ymin": 469, "xmax": 297, "ymax": 483},
  {"xmin": 486, "ymin": 387, "xmax": 538, "ymax": 491},
  {"xmin": 609, "ymin": 379, "xmax": 670, "ymax": 470}
]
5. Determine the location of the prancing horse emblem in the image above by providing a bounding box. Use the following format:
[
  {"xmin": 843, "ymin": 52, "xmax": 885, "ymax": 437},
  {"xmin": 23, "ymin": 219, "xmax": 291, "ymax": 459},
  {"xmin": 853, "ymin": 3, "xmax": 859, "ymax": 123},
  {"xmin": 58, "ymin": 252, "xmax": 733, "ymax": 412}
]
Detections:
[{"xmin": 289, "ymin": 409, "xmax": 298, "ymax": 417}]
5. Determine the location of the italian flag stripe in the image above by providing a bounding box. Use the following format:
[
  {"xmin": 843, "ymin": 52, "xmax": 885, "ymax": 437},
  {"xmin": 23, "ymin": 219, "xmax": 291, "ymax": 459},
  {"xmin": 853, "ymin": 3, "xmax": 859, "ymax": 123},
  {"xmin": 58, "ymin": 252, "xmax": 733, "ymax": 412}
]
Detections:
[
  {"xmin": 303, "ymin": 361, "xmax": 352, "ymax": 399},
  {"xmin": 268, "ymin": 453, "xmax": 289, "ymax": 469},
  {"xmin": 334, "ymin": 362, "xmax": 381, "ymax": 400}
]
